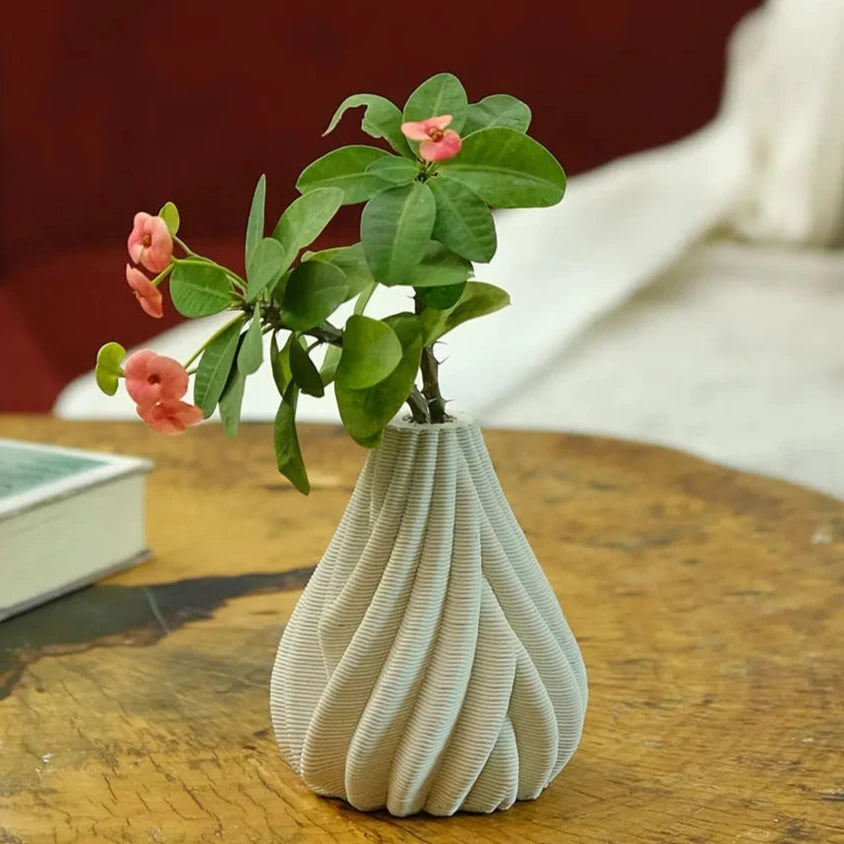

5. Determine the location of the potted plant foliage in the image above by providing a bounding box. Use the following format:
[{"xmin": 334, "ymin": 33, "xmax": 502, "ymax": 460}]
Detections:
[{"xmin": 96, "ymin": 72, "xmax": 587, "ymax": 816}]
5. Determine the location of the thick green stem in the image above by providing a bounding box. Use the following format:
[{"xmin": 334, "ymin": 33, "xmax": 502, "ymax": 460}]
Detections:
[
  {"xmin": 406, "ymin": 387, "xmax": 429, "ymax": 423},
  {"xmin": 420, "ymin": 345, "xmax": 449, "ymax": 423}
]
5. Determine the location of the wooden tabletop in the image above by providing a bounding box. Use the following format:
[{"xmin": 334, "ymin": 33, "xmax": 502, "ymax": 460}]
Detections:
[{"xmin": 1, "ymin": 416, "xmax": 842, "ymax": 843}]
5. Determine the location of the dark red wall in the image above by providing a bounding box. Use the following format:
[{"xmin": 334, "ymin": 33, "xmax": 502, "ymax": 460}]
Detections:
[{"xmin": 0, "ymin": 0, "xmax": 761, "ymax": 411}]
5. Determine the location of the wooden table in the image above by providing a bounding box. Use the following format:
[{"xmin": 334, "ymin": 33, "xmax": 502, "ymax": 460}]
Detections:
[{"xmin": 1, "ymin": 417, "xmax": 842, "ymax": 843}]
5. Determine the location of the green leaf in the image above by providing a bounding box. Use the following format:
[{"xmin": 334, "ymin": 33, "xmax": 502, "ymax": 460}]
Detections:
[
  {"xmin": 463, "ymin": 94, "xmax": 532, "ymax": 135},
  {"xmin": 360, "ymin": 182, "xmax": 436, "ymax": 285},
  {"xmin": 280, "ymin": 260, "xmax": 348, "ymax": 331},
  {"xmin": 95, "ymin": 341, "xmax": 126, "ymax": 396},
  {"xmin": 320, "ymin": 344, "xmax": 343, "ymax": 386},
  {"xmin": 305, "ymin": 242, "xmax": 375, "ymax": 301},
  {"xmin": 219, "ymin": 368, "xmax": 246, "ymax": 438},
  {"xmin": 366, "ymin": 156, "xmax": 419, "ymax": 186},
  {"xmin": 274, "ymin": 385, "xmax": 310, "ymax": 494},
  {"xmin": 245, "ymin": 174, "xmax": 266, "ymax": 269},
  {"xmin": 170, "ymin": 261, "xmax": 234, "ymax": 317},
  {"xmin": 439, "ymin": 127, "xmax": 566, "ymax": 208},
  {"xmin": 158, "ymin": 201, "xmax": 180, "ymax": 237},
  {"xmin": 336, "ymin": 314, "xmax": 423, "ymax": 446},
  {"xmin": 403, "ymin": 72, "xmax": 468, "ymax": 134},
  {"xmin": 354, "ymin": 281, "xmax": 376, "ymax": 314},
  {"xmin": 429, "ymin": 176, "xmax": 497, "ymax": 262},
  {"xmin": 407, "ymin": 242, "xmax": 472, "ymax": 288},
  {"xmin": 194, "ymin": 318, "xmax": 243, "ymax": 417},
  {"xmin": 270, "ymin": 333, "xmax": 292, "ymax": 395},
  {"xmin": 289, "ymin": 336, "xmax": 325, "ymax": 398},
  {"xmin": 323, "ymin": 94, "xmax": 412, "ymax": 158},
  {"xmin": 415, "ymin": 282, "xmax": 466, "ymax": 310},
  {"xmin": 237, "ymin": 311, "xmax": 264, "ymax": 375},
  {"xmin": 419, "ymin": 281, "xmax": 510, "ymax": 345},
  {"xmin": 271, "ymin": 188, "xmax": 344, "ymax": 269},
  {"xmin": 296, "ymin": 146, "xmax": 390, "ymax": 205},
  {"xmin": 336, "ymin": 315, "xmax": 402, "ymax": 390},
  {"xmin": 246, "ymin": 237, "xmax": 285, "ymax": 302}
]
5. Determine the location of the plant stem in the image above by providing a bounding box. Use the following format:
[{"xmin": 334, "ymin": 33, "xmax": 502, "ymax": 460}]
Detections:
[
  {"xmin": 413, "ymin": 292, "xmax": 449, "ymax": 424},
  {"xmin": 420, "ymin": 346, "xmax": 449, "ymax": 423},
  {"xmin": 261, "ymin": 305, "xmax": 343, "ymax": 347},
  {"xmin": 406, "ymin": 387, "xmax": 429, "ymax": 423},
  {"xmin": 174, "ymin": 236, "xmax": 196, "ymax": 256},
  {"xmin": 184, "ymin": 314, "xmax": 244, "ymax": 368}
]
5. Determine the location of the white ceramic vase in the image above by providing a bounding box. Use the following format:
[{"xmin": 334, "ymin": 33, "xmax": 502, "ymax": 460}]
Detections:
[{"xmin": 270, "ymin": 415, "xmax": 587, "ymax": 816}]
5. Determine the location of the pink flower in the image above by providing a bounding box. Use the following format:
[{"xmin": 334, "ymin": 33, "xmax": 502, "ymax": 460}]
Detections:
[
  {"xmin": 138, "ymin": 400, "xmax": 204, "ymax": 435},
  {"xmin": 401, "ymin": 114, "xmax": 462, "ymax": 162},
  {"xmin": 127, "ymin": 212, "xmax": 173, "ymax": 273},
  {"xmin": 126, "ymin": 264, "xmax": 164, "ymax": 319},
  {"xmin": 124, "ymin": 349, "xmax": 189, "ymax": 410}
]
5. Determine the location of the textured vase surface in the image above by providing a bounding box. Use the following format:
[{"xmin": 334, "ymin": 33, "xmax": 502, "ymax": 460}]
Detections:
[{"xmin": 270, "ymin": 415, "xmax": 587, "ymax": 816}]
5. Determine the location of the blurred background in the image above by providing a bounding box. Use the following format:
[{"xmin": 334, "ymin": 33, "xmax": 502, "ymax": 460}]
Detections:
[{"xmin": 4, "ymin": 0, "xmax": 843, "ymax": 496}]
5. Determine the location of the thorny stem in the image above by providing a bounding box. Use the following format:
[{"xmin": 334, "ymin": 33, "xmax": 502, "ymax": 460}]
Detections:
[
  {"xmin": 414, "ymin": 293, "xmax": 449, "ymax": 424},
  {"xmin": 406, "ymin": 387, "xmax": 429, "ymax": 423},
  {"xmin": 420, "ymin": 346, "xmax": 449, "ymax": 423}
]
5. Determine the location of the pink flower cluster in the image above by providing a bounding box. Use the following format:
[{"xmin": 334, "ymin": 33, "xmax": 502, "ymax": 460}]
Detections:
[
  {"xmin": 126, "ymin": 212, "xmax": 173, "ymax": 319},
  {"xmin": 124, "ymin": 350, "xmax": 203, "ymax": 434}
]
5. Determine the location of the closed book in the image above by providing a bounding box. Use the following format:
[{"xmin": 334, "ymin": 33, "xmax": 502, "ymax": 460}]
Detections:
[{"xmin": 0, "ymin": 438, "xmax": 153, "ymax": 621}]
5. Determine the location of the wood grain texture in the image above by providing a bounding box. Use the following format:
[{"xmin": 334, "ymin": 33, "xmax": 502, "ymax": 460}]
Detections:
[{"xmin": 1, "ymin": 416, "xmax": 842, "ymax": 844}]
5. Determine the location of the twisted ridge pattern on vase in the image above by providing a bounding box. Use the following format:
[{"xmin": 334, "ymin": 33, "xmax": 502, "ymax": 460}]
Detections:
[{"xmin": 270, "ymin": 417, "xmax": 587, "ymax": 816}]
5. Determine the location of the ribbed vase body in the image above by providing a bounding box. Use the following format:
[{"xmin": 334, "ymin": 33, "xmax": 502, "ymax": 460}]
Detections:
[{"xmin": 270, "ymin": 417, "xmax": 587, "ymax": 816}]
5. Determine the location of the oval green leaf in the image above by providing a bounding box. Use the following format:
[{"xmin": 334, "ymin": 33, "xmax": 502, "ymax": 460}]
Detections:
[
  {"xmin": 280, "ymin": 260, "xmax": 348, "ymax": 331},
  {"xmin": 246, "ymin": 237, "xmax": 285, "ymax": 302},
  {"xmin": 237, "ymin": 312, "xmax": 264, "ymax": 375},
  {"xmin": 270, "ymin": 333, "xmax": 292, "ymax": 396},
  {"xmin": 360, "ymin": 182, "xmax": 436, "ymax": 285},
  {"xmin": 95, "ymin": 341, "xmax": 126, "ymax": 396},
  {"xmin": 415, "ymin": 282, "xmax": 466, "ymax": 310},
  {"xmin": 305, "ymin": 242, "xmax": 375, "ymax": 301},
  {"xmin": 439, "ymin": 127, "xmax": 566, "ymax": 208},
  {"xmin": 245, "ymin": 174, "xmax": 266, "ymax": 268},
  {"xmin": 271, "ymin": 187, "xmax": 344, "ymax": 270},
  {"xmin": 219, "ymin": 368, "xmax": 246, "ymax": 438},
  {"xmin": 323, "ymin": 94, "xmax": 412, "ymax": 158},
  {"xmin": 403, "ymin": 72, "xmax": 468, "ymax": 134},
  {"xmin": 170, "ymin": 261, "xmax": 234, "ymax": 317},
  {"xmin": 320, "ymin": 344, "xmax": 343, "ymax": 386},
  {"xmin": 407, "ymin": 242, "xmax": 472, "ymax": 288},
  {"xmin": 336, "ymin": 315, "xmax": 403, "ymax": 390},
  {"xmin": 419, "ymin": 281, "xmax": 510, "ymax": 344},
  {"xmin": 336, "ymin": 314, "xmax": 423, "ymax": 446},
  {"xmin": 463, "ymin": 94, "xmax": 532, "ymax": 135},
  {"xmin": 274, "ymin": 385, "xmax": 310, "ymax": 494},
  {"xmin": 158, "ymin": 201, "xmax": 180, "ymax": 237},
  {"xmin": 366, "ymin": 156, "xmax": 419, "ymax": 186},
  {"xmin": 296, "ymin": 145, "xmax": 390, "ymax": 205},
  {"xmin": 194, "ymin": 318, "xmax": 244, "ymax": 417},
  {"xmin": 289, "ymin": 337, "xmax": 325, "ymax": 398},
  {"xmin": 429, "ymin": 175, "xmax": 497, "ymax": 262}
]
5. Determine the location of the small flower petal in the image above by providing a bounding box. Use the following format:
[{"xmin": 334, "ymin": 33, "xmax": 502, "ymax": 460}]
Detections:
[
  {"xmin": 400, "ymin": 114, "xmax": 454, "ymax": 142},
  {"xmin": 138, "ymin": 400, "xmax": 204, "ymax": 435},
  {"xmin": 420, "ymin": 129, "xmax": 462, "ymax": 162},
  {"xmin": 126, "ymin": 264, "xmax": 163, "ymax": 318},
  {"xmin": 401, "ymin": 120, "xmax": 432, "ymax": 141},
  {"xmin": 426, "ymin": 115, "xmax": 453, "ymax": 130}
]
